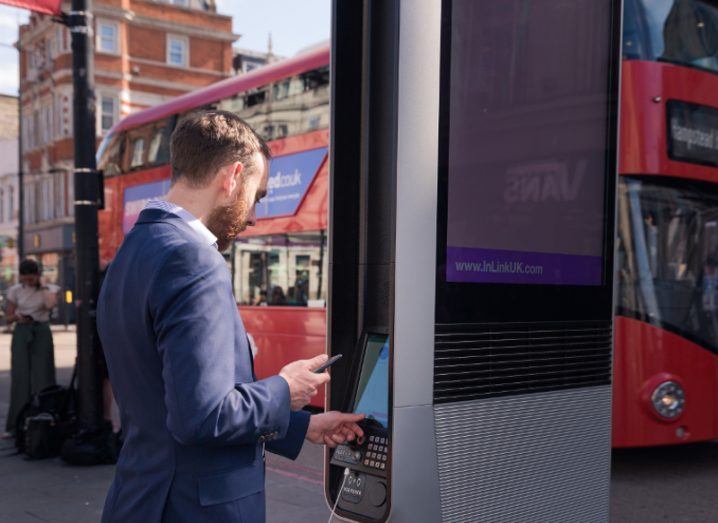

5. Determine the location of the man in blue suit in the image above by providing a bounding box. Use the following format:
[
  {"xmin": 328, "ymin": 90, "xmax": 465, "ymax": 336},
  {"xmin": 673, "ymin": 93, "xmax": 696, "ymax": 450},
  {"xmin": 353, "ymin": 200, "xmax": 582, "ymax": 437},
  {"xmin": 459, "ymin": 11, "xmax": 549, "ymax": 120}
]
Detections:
[{"xmin": 97, "ymin": 111, "xmax": 363, "ymax": 522}]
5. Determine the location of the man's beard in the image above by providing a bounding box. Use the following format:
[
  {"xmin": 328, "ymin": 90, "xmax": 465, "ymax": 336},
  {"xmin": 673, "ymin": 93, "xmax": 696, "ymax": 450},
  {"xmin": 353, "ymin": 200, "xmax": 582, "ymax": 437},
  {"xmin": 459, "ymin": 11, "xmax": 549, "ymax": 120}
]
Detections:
[{"xmin": 206, "ymin": 188, "xmax": 250, "ymax": 251}]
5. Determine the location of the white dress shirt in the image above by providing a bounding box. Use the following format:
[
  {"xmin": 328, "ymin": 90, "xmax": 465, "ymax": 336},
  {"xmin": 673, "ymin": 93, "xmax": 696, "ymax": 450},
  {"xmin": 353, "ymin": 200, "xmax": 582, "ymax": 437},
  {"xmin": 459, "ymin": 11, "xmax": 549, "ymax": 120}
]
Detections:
[{"xmin": 144, "ymin": 199, "xmax": 218, "ymax": 249}]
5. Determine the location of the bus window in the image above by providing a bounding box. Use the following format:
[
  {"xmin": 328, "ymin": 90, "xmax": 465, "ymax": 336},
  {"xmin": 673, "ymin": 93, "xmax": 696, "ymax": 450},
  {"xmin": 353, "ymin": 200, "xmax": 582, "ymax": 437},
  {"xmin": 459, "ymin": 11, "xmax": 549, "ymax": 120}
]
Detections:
[
  {"xmin": 148, "ymin": 124, "xmax": 171, "ymax": 165},
  {"xmin": 97, "ymin": 130, "xmax": 125, "ymax": 177},
  {"xmin": 618, "ymin": 177, "xmax": 718, "ymax": 350},
  {"xmin": 123, "ymin": 117, "xmax": 175, "ymax": 172},
  {"xmin": 130, "ymin": 138, "xmax": 145, "ymax": 168},
  {"xmin": 217, "ymin": 66, "xmax": 330, "ymax": 141},
  {"xmin": 624, "ymin": 0, "xmax": 718, "ymax": 74},
  {"xmin": 233, "ymin": 231, "xmax": 328, "ymax": 307},
  {"xmin": 301, "ymin": 67, "xmax": 329, "ymax": 91}
]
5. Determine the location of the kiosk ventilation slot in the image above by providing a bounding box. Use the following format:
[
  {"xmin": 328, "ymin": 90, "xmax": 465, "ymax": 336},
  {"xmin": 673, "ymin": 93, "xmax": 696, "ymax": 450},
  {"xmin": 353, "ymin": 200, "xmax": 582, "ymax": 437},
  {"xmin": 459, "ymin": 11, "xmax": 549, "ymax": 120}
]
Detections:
[{"xmin": 433, "ymin": 321, "xmax": 612, "ymax": 403}]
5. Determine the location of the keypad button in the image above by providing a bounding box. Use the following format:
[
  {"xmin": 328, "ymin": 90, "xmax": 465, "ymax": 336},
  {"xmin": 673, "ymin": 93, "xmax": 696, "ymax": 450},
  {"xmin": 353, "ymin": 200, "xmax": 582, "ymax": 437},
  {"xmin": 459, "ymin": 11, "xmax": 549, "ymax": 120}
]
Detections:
[
  {"xmin": 380, "ymin": 463, "xmax": 385, "ymax": 470},
  {"xmin": 369, "ymin": 436, "xmax": 375, "ymax": 442},
  {"xmin": 381, "ymin": 455, "xmax": 386, "ymax": 461},
  {"xmin": 364, "ymin": 459, "xmax": 369, "ymax": 466}
]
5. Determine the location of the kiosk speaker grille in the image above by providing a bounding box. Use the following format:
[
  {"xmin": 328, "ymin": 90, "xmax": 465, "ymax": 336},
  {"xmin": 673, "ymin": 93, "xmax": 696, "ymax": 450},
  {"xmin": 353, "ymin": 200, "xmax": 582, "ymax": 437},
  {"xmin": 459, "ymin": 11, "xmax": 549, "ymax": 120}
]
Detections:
[
  {"xmin": 433, "ymin": 387, "xmax": 612, "ymax": 522},
  {"xmin": 433, "ymin": 321, "xmax": 612, "ymax": 403}
]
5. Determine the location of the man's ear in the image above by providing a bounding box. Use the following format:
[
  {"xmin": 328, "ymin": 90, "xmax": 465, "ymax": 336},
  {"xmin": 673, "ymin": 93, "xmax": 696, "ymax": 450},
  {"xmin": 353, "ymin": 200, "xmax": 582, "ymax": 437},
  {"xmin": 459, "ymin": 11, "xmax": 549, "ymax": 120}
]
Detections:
[
  {"xmin": 232, "ymin": 161, "xmax": 244, "ymax": 191},
  {"xmin": 220, "ymin": 161, "xmax": 244, "ymax": 197}
]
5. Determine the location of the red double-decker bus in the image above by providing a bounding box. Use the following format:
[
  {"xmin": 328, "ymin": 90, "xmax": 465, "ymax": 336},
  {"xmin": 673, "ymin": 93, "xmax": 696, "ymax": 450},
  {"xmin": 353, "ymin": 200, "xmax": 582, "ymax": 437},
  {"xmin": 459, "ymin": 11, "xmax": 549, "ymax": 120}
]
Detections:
[
  {"xmin": 98, "ymin": 0, "xmax": 718, "ymax": 444},
  {"xmin": 614, "ymin": 0, "xmax": 718, "ymax": 446},
  {"xmin": 96, "ymin": 47, "xmax": 330, "ymax": 407}
]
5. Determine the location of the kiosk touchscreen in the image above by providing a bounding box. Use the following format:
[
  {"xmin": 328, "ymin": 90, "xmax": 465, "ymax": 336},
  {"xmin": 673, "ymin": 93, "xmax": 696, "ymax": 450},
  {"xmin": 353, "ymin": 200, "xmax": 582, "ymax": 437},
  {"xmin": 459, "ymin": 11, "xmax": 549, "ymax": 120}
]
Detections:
[{"xmin": 330, "ymin": 334, "xmax": 391, "ymax": 519}]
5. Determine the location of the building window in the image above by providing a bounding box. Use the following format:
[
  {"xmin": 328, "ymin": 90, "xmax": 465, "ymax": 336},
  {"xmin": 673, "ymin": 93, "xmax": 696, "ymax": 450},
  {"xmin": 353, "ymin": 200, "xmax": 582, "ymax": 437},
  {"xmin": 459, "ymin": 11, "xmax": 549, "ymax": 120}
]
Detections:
[
  {"xmin": 8, "ymin": 185, "xmax": 14, "ymax": 221},
  {"xmin": 55, "ymin": 26, "xmax": 68, "ymax": 55},
  {"xmin": 167, "ymin": 35, "xmax": 188, "ymax": 67},
  {"xmin": 42, "ymin": 106, "xmax": 52, "ymax": 145},
  {"xmin": 99, "ymin": 95, "xmax": 118, "ymax": 133},
  {"xmin": 32, "ymin": 111, "xmax": 40, "ymax": 149},
  {"xmin": 54, "ymin": 94, "xmax": 63, "ymax": 139},
  {"xmin": 25, "ymin": 181, "xmax": 36, "ymax": 225},
  {"xmin": 42, "ymin": 177, "xmax": 53, "ymax": 221},
  {"xmin": 53, "ymin": 172, "xmax": 65, "ymax": 218},
  {"xmin": 97, "ymin": 20, "xmax": 119, "ymax": 54}
]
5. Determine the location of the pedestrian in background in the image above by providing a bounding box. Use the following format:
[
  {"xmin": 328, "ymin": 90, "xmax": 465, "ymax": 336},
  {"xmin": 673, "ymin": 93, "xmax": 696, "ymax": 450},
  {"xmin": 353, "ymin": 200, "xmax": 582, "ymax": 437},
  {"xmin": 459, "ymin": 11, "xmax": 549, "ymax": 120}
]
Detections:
[{"xmin": 2, "ymin": 258, "xmax": 59, "ymax": 439}]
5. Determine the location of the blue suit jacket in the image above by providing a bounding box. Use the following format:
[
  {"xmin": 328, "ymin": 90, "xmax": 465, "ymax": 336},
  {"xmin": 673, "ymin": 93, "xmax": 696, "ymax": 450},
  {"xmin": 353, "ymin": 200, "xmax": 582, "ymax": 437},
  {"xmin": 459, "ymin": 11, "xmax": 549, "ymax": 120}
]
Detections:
[{"xmin": 97, "ymin": 208, "xmax": 310, "ymax": 523}]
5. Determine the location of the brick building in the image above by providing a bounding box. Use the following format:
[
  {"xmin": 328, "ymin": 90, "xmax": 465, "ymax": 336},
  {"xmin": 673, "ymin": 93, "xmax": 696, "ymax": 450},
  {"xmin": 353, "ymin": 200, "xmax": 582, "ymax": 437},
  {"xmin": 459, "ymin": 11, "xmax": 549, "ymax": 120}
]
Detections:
[
  {"xmin": 0, "ymin": 95, "xmax": 19, "ymax": 294},
  {"xmin": 19, "ymin": 0, "xmax": 236, "ymax": 322}
]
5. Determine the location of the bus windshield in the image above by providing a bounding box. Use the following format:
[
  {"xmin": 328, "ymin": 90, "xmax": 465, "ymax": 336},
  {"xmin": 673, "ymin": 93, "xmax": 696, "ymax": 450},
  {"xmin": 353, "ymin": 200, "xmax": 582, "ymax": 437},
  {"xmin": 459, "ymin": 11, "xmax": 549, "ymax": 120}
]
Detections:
[
  {"xmin": 618, "ymin": 177, "xmax": 718, "ymax": 350},
  {"xmin": 623, "ymin": 0, "xmax": 718, "ymax": 74}
]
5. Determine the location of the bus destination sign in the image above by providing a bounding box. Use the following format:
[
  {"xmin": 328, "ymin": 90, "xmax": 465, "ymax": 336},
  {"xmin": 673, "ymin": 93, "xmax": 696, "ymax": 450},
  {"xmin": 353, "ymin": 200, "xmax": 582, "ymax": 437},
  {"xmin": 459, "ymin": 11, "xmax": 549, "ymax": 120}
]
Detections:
[{"xmin": 667, "ymin": 100, "xmax": 718, "ymax": 168}]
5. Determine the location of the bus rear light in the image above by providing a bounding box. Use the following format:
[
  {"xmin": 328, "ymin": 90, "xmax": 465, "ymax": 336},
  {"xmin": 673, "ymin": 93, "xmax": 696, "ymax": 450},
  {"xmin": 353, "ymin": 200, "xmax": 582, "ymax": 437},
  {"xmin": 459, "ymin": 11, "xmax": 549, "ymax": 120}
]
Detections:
[{"xmin": 650, "ymin": 381, "xmax": 685, "ymax": 420}]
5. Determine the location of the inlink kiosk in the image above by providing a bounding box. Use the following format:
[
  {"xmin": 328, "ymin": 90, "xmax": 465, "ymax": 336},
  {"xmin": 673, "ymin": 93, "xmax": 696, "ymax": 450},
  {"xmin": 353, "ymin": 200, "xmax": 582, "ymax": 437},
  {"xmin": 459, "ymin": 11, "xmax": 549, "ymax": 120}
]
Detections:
[{"xmin": 326, "ymin": 0, "xmax": 622, "ymax": 521}]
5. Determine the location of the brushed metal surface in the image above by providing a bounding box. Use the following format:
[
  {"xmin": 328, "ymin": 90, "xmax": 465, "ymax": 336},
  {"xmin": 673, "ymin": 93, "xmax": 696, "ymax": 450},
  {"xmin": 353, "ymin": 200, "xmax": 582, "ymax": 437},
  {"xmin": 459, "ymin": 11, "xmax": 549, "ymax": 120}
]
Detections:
[{"xmin": 434, "ymin": 386, "xmax": 612, "ymax": 522}]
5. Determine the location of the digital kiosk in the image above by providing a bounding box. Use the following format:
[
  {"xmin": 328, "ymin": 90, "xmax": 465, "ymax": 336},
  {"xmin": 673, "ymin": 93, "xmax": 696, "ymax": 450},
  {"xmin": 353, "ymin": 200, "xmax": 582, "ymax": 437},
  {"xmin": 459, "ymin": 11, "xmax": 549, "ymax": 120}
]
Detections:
[{"xmin": 326, "ymin": 1, "xmax": 623, "ymax": 521}]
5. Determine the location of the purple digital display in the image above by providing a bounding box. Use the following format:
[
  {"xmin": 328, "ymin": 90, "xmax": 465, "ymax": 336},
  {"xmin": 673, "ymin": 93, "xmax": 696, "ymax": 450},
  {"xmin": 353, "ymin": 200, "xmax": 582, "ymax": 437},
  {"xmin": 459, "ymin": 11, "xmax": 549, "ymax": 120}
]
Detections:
[{"xmin": 446, "ymin": 0, "xmax": 612, "ymax": 286}]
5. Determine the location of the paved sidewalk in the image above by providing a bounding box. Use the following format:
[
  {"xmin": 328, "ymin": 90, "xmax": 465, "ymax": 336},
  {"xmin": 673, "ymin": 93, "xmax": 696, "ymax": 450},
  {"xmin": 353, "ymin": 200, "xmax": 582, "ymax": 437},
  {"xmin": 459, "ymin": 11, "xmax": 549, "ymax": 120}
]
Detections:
[
  {"xmin": 0, "ymin": 329, "xmax": 330, "ymax": 523},
  {"xmin": 0, "ymin": 329, "xmax": 112, "ymax": 523}
]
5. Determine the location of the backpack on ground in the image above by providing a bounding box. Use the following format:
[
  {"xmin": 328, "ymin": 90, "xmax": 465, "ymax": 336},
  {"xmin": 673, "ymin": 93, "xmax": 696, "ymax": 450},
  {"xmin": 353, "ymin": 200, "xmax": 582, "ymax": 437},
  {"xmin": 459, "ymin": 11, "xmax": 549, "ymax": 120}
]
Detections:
[{"xmin": 15, "ymin": 366, "xmax": 77, "ymax": 458}]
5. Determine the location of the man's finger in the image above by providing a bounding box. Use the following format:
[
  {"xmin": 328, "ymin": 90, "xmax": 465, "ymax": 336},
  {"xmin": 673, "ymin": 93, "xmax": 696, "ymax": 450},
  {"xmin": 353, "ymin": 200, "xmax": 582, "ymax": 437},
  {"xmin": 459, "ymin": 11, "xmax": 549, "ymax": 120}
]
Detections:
[
  {"xmin": 306, "ymin": 354, "xmax": 329, "ymax": 371},
  {"xmin": 324, "ymin": 435, "xmax": 337, "ymax": 448},
  {"xmin": 333, "ymin": 412, "xmax": 364, "ymax": 423},
  {"xmin": 342, "ymin": 422, "xmax": 364, "ymax": 439},
  {"xmin": 340, "ymin": 426, "xmax": 356, "ymax": 441},
  {"xmin": 311, "ymin": 372, "xmax": 331, "ymax": 386}
]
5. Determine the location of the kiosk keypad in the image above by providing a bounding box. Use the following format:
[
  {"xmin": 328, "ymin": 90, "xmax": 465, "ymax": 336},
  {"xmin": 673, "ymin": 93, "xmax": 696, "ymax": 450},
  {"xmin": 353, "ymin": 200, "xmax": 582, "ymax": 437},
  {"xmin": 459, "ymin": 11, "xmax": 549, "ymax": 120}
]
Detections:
[
  {"xmin": 331, "ymin": 431, "xmax": 390, "ymax": 477},
  {"xmin": 363, "ymin": 436, "xmax": 389, "ymax": 471}
]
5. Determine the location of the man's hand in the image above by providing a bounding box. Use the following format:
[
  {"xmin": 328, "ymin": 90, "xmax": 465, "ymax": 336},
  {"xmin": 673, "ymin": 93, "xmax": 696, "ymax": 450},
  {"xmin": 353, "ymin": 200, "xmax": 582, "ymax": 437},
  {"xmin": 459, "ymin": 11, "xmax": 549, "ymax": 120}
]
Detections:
[
  {"xmin": 279, "ymin": 354, "xmax": 331, "ymax": 411},
  {"xmin": 306, "ymin": 412, "xmax": 365, "ymax": 448}
]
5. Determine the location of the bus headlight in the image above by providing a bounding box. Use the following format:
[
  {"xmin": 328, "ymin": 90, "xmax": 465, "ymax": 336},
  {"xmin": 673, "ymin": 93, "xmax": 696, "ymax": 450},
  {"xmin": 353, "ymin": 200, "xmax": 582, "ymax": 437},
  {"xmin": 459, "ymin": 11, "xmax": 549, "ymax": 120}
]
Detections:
[{"xmin": 651, "ymin": 381, "xmax": 685, "ymax": 420}]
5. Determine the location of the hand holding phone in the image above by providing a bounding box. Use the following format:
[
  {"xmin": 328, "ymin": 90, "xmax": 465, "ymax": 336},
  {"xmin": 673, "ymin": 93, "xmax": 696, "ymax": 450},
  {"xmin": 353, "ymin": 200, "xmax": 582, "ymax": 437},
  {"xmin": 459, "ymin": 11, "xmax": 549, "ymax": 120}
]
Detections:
[{"xmin": 314, "ymin": 354, "xmax": 343, "ymax": 373}]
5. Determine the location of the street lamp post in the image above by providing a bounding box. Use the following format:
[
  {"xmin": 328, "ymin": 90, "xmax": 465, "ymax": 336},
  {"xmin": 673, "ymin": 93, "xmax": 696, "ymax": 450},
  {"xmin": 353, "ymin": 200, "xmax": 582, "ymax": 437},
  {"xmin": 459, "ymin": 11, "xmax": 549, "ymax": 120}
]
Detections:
[{"xmin": 68, "ymin": 0, "xmax": 103, "ymax": 431}]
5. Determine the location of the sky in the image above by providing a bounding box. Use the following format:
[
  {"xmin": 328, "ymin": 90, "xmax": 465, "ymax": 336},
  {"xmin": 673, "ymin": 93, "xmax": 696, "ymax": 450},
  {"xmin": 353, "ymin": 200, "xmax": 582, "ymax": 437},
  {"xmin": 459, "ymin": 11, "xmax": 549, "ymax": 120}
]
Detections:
[{"xmin": 0, "ymin": 0, "xmax": 330, "ymax": 96}]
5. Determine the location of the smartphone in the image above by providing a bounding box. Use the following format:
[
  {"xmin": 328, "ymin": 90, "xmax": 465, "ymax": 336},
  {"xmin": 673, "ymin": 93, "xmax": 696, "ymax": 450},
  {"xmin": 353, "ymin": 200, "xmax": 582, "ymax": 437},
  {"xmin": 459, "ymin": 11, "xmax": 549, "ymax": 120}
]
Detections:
[{"xmin": 314, "ymin": 354, "xmax": 343, "ymax": 373}]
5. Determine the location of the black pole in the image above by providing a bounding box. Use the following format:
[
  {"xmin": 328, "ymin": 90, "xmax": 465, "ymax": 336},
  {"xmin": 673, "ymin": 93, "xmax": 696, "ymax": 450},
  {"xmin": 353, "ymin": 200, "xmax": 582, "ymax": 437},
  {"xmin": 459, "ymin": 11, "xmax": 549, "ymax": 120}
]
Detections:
[{"xmin": 69, "ymin": 0, "xmax": 102, "ymax": 430}]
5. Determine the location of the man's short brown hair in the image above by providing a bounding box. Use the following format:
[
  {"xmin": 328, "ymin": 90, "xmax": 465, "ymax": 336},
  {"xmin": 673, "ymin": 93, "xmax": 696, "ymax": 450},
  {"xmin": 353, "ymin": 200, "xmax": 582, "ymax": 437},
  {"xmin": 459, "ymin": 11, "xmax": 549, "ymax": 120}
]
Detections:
[{"xmin": 170, "ymin": 110, "xmax": 271, "ymax": 188}]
